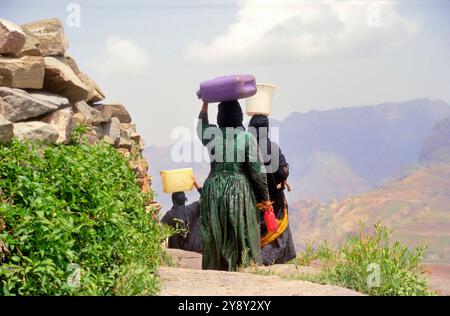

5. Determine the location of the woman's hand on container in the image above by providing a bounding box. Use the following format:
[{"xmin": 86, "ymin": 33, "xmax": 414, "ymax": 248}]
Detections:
[
  {"xmin": 262, "ymin": 200, "xmax": 273, "ymax": 209},
  {"xmin": 192, "ymin": 177, "xmax": 200, "ymax": 190}
]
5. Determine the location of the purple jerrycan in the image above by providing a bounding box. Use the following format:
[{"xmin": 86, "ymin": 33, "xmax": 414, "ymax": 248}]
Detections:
[{"xmin": 196, "ymin": 74, "xmax": 257, "ymax": 103}]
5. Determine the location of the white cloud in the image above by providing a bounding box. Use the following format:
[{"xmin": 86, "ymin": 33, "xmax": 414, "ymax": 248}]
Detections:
[
  {"xmin": 91, "ymin": 36, "xmax": 150, "ymax": 75},
  {"xmin": 186, "ymin": 0, "xmax": 419, "ymax": 63}
]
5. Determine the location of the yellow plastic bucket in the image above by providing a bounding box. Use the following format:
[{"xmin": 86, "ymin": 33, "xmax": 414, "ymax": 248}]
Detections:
[
  {"xmin": 160, "ymin": 168, "xmax": 194, "ymax": 193},
  {"xmin": 245, "ymin": 83, "xmax": 276, "ymax": 116}
]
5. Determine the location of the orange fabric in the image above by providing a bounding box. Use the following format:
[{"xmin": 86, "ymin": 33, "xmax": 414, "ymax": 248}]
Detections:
[{"xmin": 260, "ymin": 207, "xmax": 288, "ymax": 248}]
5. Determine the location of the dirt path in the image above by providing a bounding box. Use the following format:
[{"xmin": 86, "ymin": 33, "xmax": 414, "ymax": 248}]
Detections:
[{"xmin": 158, "ymin": 249, "xmax": 363, "ymax": 296}]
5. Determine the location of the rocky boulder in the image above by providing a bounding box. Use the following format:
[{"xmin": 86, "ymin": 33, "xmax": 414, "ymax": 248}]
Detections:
[
  {"xmin": 73, "ymin": 101, "xmax": 94, "ymax": 123},
  {"xmin": 93, "ymin": 103, "xmax": 131, "ymax": 123},
  {"xmin": 21, "ymin": 18, "xmax": 68, "ymax": 56},
  {"xmin": 120, "ymin": 123, "xmax": 135, "ymax": 139},
  {"xmin": 63, "ymin": 55, "xmax": 104, "ymax": 103},
  {"xmin": 72, "ymin": 112, "xmax": 85, "ymax": 126},
  {"xmin": 64, "ymin": 55, "xmax": 80, "ymax": 74},
  {"xmin": 102, "ymin": 117, "xmax": 121, "ymax": 145},
  {"xmin": 0, "ymin": 19, "xmax": 26, "ymax": 56},
  {"xmin": 0, "ymin": 114, "xmax": 14, "ymax": 143},
  {"xmin": 43, "ymin": 56, "xmax": 88, "ymax": 102},
  {"xmin": 119, "ymin": 123, "xmax": 141, "ymax": 144},
  {"xmin": 19, "ymin": 35, "xmax": 41, "ymax": 57},
  {"xmin": 28, "ymin": 90, "xmax": 70, "ymax": 108},
  {"xmin": 0, "ymin": 55, "xmax": 44, "ymax": 89},
  {"xmin": 128, "ymin": 158, "xmax": 149, "ymax": 178},
  {"xmin": 13, "ymin": 121, "xmax": 59, "ymax": 143},
  {"xmin": 138, "ymin": 138, "xmax": 145, "ymax": 151},
  {"xmin": 130, "ymin": 132, "xmax": 141, "ymax": 143},
  {"xmin": 42, "ymin": 107, "xmax": 73, "ymax": 144},
  {"xmin": 116, "ymin": 148, "xmax": 131, "ymax": 158},
  {"xmin": 78, "ymin": 72, "xmax": 105, "ymax": 103},
  {"xmin": 117, "ymin": 137, "xmax": 133, "ymax": 151},
  {"xmin": 74, "ymin": 101, "xmax": 110, "ymax": 125},
  {"xmin": 0, "ymin": 87, "xmax": 64, "ymax": 122}
]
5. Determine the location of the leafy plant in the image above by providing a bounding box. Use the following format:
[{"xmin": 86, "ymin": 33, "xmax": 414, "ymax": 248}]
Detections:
[
  {"xmin": 0, "ymin": 139, "xmax": 168, "ymax": 295},
  {"xmin": 290, "ymin": 244, "xmax": 316, "ymax": 266},
  {"xmin": 290, "ymin": 241, "xmax": 333, "ymax": 267},
  {"xmin": 70, "ymin": 123, "xmax": 89, "ymax": 144},
  {"xmin": 291, "ymin": 222, "xmax": 434, "ymax": 296}
]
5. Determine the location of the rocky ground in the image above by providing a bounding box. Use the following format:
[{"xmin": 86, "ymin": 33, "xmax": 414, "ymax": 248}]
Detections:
[{"xmin": 158, "ymin": 248, "xmax": 363, "ymax": 296}]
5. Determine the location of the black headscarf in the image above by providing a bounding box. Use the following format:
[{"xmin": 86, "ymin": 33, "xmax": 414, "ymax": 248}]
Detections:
[
  {"xmin": 217, "ymin": 100, "xmax": 244, "ymax": 128},
  {"xmin": 172, "ymin": 191, "xmax": 187, "ymax": 206},
  {"xmin": 249, "ymin": 114, "xmax": 269, "ymax": 142}
]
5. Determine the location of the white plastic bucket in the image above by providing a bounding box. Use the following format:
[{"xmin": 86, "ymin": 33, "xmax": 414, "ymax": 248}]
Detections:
[
  {"xmin": 160, "ymin": 168, "xmax": 194, "ymax": 193},
  {"xmin": 245, "ymin": 83, "xmax": 276, "ymax": 116}
]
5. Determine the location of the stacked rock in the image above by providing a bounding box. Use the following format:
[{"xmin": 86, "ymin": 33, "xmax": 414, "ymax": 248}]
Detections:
[{"xmin": 0, "ymin": 18, "xmax": 159, "ymax": 212}]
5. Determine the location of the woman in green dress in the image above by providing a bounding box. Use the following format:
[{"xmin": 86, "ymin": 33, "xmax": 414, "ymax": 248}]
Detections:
[{"xmin": 197, "ymin": 100, "xmax": 271, "ymax": 271}]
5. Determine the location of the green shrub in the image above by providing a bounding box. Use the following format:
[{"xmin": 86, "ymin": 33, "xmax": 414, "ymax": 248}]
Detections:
[
  {"xmin": 0, "ymin": 137, "xmax": 169, "ymax": 295},
  {"xmin": 292, "ymin": 223, "xmax": 433, "ymax": 296},
  {"xmin": 290, "ymin": 241, "xmax": 333, "ymax": 267}
]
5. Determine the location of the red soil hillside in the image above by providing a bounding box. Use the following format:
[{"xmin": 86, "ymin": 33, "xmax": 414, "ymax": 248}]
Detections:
[{"xmin": 290, "ymin": 164, "xmax": 450, "ymax": 263}]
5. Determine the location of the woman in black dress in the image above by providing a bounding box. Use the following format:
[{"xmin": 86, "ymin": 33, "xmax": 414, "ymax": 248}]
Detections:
[{"xmin": 248, "ymin": 114, "xmax": 296, "ymax": 265}]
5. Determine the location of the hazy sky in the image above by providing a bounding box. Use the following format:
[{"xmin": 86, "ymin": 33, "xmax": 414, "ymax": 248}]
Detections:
[{"xmin": 2, "ymin": 0, "xmax": 450, "ymax": 145}]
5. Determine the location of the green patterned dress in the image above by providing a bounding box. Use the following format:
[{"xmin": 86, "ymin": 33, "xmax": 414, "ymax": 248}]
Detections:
[{"xmin": 197, "ymin": 112, "xmax": 269, "ymax": 271}]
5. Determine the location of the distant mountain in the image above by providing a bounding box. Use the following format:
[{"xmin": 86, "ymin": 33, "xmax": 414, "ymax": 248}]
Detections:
[
  {"xmin": 289, "ymin": 116, "xmax": 450, "ymax": 263},
  {"xmin": 280, "ymin": 98, "xmax": 450, "ymax": 201},
  {"xmin": 419, "ymin": 117, "xmax": 450, "ymax": 164},
  {"xmin": 145, "ymin": 98, "xmax": 450, "ymax": 210}
]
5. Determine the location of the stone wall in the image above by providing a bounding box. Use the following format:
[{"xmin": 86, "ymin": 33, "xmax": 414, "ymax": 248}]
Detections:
[{"xmin": 0, "ymin": 17, "xmax": 160, "ymax": 212}]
